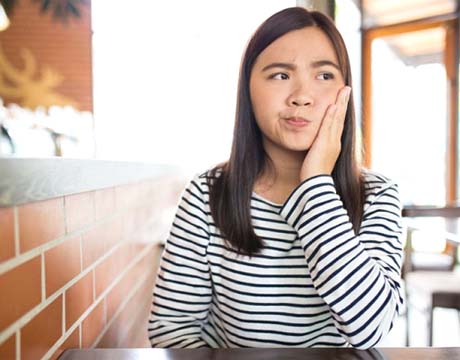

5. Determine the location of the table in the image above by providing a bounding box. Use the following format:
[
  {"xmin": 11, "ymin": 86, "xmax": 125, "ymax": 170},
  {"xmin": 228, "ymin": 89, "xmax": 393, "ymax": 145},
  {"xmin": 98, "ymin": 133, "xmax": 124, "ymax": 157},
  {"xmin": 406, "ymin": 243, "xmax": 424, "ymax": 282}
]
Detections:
[
  {"xmin": 402, "ymin": 205, "xmax": 460, "ymax": 246},
  {"xmin": 59, "ymin": 347, "xmax": 460, "ymax": 360}
]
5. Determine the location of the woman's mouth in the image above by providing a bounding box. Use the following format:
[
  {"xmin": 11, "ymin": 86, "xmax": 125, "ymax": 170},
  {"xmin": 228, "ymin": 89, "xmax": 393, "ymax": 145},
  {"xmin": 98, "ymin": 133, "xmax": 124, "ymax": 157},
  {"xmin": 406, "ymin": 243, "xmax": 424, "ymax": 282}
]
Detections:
[{"xmin": 285, "ymin": 117, "xmax": 311, "ymax": 128}]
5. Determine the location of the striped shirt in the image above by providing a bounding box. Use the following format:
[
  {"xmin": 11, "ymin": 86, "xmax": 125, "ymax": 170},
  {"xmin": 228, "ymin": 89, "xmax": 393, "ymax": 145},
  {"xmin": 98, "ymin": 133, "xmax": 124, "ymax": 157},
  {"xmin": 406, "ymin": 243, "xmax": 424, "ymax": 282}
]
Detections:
[{"xmin": 148, "ymin": 169, "xmax": 404, "ymax": 349}]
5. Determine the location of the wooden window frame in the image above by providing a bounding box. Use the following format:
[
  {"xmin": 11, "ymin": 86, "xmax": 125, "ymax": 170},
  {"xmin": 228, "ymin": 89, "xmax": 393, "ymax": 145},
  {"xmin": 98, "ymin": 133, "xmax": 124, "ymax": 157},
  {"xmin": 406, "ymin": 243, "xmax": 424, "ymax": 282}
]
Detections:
[{"xmin": 361, "ymin": 7, "xmax": 460, "ymax": 203}]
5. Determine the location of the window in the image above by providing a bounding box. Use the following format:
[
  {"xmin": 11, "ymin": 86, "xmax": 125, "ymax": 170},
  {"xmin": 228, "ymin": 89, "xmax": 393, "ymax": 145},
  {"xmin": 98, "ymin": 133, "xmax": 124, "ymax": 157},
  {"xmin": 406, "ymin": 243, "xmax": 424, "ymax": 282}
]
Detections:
[
  {"xmin": 361, "ymin": 1, "xmax": 459, "ymax": 205},
  {"xmin": 92, "ymin": 0, "xmax": 296, "ymax": 173}
]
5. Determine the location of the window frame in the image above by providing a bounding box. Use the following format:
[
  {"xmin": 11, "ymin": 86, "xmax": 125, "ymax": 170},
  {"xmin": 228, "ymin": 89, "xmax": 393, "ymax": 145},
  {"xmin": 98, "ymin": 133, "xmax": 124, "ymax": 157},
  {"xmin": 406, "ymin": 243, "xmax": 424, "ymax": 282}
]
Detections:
[{"xmin": 361, "ymin": 9, "xmax": 460, "ymax": 203}]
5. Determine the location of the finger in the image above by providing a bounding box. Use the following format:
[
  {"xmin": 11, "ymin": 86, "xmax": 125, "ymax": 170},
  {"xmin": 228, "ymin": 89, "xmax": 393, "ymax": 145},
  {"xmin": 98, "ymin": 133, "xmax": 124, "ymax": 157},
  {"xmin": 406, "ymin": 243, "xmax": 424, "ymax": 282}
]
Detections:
[
  {"xmin": 336, "ymin": 86, "xmax": 351, "ymax": 117},
  {"xmin": 332, "ymin": 86, "xmax": 351, "ymax": 134},
  {"xmin": 334, "ymin": 85, "xmax": 351, "ymax": 106},
  {"xmin": 319, "ymin": 86, "xmax": 350, "ymax": 136},
  {"xmin": 322, "ymin": 103, "xmax": 338, "ymax": 132}
]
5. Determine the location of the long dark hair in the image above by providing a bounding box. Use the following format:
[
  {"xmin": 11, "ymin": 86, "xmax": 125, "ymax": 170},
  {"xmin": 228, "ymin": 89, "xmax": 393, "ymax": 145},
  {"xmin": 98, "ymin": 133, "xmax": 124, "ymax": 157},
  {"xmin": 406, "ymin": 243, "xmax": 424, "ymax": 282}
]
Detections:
[{"xmin": 208, "ymin": 7, "xmax": 365, "ymax": 256}]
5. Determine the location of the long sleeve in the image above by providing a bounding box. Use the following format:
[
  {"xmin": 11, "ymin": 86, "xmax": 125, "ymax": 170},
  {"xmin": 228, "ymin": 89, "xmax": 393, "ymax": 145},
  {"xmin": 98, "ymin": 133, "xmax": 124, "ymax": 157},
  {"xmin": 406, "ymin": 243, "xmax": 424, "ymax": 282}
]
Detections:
[
  {"xmin": 279, "ymin": 174, "xmax": 403, "ymax": 349},
  {"xmin": 148, "ymin": 174, "xmax": 212, "ymax": 348}
]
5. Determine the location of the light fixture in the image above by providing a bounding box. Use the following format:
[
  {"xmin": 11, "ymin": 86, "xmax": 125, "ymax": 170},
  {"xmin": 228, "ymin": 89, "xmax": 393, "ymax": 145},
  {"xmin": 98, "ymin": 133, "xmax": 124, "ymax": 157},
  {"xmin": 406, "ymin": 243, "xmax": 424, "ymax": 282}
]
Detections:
[{"xmin": 0, "ymin": 4, "xmax": 10, "ymax": 31}]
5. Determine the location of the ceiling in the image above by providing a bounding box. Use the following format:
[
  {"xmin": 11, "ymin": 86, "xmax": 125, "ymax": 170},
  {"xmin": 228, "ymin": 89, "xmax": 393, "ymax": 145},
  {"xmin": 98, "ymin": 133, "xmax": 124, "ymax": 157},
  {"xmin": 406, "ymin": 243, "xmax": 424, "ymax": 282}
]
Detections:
[
  {"xmin": 362, "ymin": 0, "xmax": 456, "ymax": 27},
  {"xmin": 360, "ymin": 0, "xmax": 457, "ymax": 66}
]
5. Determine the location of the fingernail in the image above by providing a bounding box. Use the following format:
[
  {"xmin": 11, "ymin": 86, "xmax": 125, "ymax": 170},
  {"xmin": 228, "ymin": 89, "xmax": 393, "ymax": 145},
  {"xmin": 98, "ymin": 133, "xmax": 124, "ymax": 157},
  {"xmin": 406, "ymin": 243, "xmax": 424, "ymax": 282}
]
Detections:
[{"xmin": 345, "ymin": 86, "xmax": 352, "ymax": 97}]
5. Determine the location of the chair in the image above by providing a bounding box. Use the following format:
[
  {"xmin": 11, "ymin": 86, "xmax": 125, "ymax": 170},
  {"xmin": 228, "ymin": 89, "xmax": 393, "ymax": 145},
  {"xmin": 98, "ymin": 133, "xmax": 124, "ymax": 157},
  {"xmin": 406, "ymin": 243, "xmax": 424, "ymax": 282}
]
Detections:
[
  {"xmin": 402, "ymin": 205, "xmax": 460, "ymax": 346},
  {"xmin": 404, "ymin": 266, "xmax": 460, "ymax": 346}
]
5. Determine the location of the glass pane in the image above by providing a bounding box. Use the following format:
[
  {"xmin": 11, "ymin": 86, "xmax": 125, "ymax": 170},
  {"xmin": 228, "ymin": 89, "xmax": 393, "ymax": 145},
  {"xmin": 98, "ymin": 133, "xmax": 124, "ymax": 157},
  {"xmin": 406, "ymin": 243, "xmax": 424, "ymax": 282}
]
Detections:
[
  {"xmin": 370, "ymin": 27, "xmax": 447, "ymax": 205},
  {"xmin": 363, "ymin": 0, "xmax": 455, "ymax": 27}
]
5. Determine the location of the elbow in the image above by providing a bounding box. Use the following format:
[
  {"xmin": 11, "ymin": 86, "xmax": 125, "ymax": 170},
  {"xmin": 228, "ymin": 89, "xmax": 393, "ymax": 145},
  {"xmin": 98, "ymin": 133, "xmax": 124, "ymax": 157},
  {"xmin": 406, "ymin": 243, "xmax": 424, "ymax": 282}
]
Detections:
[
  {"xmin": 342, "ymin": 289, "xmax": 401, "ymax": 348},
  {"xmin": 338, "ymin": 312, "xmax": 396, "ymax": 349},
  {"xmin": 339, "ymin": 327, "xmax": 382, "ymax": 349}
]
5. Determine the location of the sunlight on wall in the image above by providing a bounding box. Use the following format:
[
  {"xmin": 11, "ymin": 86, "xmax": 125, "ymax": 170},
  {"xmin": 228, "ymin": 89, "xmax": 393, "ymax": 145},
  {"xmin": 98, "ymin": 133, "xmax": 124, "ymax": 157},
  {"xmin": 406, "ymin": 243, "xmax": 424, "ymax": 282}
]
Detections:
[{"xmin": 92, "ymin": 0, "xmax": 295, "ymax": 173}]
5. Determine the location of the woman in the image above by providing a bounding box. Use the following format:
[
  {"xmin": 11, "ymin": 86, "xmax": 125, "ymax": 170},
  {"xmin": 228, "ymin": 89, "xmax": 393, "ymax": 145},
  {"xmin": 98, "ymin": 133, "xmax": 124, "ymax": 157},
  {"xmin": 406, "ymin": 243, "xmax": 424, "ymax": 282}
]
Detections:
[{"xmin": 148, "ymin": 7, "xmax": 403, "ymax": 349}]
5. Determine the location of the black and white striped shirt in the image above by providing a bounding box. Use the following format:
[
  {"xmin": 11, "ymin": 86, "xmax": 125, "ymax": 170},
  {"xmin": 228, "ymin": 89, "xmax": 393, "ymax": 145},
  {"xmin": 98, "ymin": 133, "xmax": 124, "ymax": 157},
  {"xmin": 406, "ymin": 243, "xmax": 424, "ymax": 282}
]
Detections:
[{"xmin": 148, "ymin": 169, "xmax": 403, "ymax": 349}]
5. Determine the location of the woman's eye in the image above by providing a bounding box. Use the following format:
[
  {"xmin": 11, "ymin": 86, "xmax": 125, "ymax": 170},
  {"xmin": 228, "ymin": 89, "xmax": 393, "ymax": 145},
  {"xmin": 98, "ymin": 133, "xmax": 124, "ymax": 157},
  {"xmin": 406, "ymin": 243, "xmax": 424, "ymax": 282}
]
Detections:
[
  {"xmin": 317, "ymin": 72, "xmax": 335, "ymax": 80},
  {"xmin": 269, "ymin": 72, "xmax": 289, "ymax": 80}
]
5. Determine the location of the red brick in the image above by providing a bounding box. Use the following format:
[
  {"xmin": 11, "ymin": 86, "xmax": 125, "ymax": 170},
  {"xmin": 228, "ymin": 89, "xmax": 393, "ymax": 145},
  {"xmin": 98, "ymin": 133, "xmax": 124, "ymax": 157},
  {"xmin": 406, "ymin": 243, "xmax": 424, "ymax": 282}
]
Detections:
[
  {"xmin": 139, "ymin": 180, "xmax": 155, "ymax": 206},
  {"xmin": 144, "ymin": 244, "xmax": 163, "ymax": 279},
  {"xmin": 65, "ymin": 271, "xmax": 93, "ymax": 330},
  {"xmin": 124, "ymin": 207, "xmax": 158, "ymax": 244},
  {"xmin": 99, "ymin": 276, "xmax": 153, "ymax": 348},
  {"xmin": 96, "ymin": 317, "xmax": 118, "ymax": 348},
  {"xmin": 0, "ymin": 208, "xmax": 15, "ymax": 263},
  {"xmin": 49, "ymin": 327, "xmax": 79, "ymax": 360},
  {"xmin": 0, "ymin": 256, "xmax": 41, "ymax": 331},
  {"xmin": 103, "ymin": 218, "xmax": 123, "ymax": 253},
  {"xmin": 81, "ymin": 225, "xmax": 106, "ymax": 270},
  {"xmin": 104, "ymin": 244, "xmax": 160, "ymax": 324},
  {"xmin": 153, "ymin": 175, "xmax": 188, "ymax": 206},
  {"xmin": 45, "ymin": 236, "xmax": 81, "ymax": 297},
  {"xmin": 81, "ymin": 300, "xmax": 105, "ymax": 348},
  {"xmin": 123, "ymin": 212, "xmax": 137, "ymax": 241},
  {"xmin": 123, "ymin": 324, "xmax": 150, "ymax": 348},
  {"xmin": 120, "ymin": 282, "xmax": 153, "ymax": 348},
  {"xmin": 94, "ymin": 188, "xmax": 115, "ymax": 221},
  {"xmin": 94, "ymin": 244, "xmax": 134, "ymax": 298},
  {"xmin": 81, "ymin": 219, "xmax": 123, "ymax": 270},
  {"xmin": 106, "ymin": 259, "xmax": 140, "ymax": 323},
  {"xmin": 21, "ymin": 296, "xmax": 63, "ymax": 360},
  {"xmin": 65, "ymin": 192, "xmax": 95, "ymax": 233},
  {"xmin": 18, "ymin": 198, "xmax": 65, "ymax": 253},
  {"xmin": 133, "ymin": 207, "xmax": 148, "ymax": 232},
  {"xmin": 0, "ymin": 334, "xmax": 15, "ymax": 360},
  {"xmin": 115, "ymin": 183, "xmax": 139, "ymax": 211},
  {"xmin": 99, "ymin": 247, "xmax": 160, "ymax": 348}
]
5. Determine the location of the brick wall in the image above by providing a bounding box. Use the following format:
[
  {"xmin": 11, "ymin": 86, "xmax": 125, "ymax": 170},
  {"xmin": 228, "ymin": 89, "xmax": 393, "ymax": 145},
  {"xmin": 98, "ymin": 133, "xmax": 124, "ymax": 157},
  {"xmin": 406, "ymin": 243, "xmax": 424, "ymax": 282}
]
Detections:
[{"xmin": 0, "ymin": 175, "xmax": 186, "ymax": 360}]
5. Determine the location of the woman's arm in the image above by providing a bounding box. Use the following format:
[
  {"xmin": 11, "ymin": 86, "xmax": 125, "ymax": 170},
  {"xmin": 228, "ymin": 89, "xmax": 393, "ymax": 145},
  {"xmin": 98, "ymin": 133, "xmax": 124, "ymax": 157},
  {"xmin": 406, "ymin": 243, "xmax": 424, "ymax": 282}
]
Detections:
[
  {"xmin": 148, "ymin": 175, "xmax": 212, "ymax": 348},
  {"xmin": 279, "ymin": 174, "xmax": 403, "ymax": 349}
]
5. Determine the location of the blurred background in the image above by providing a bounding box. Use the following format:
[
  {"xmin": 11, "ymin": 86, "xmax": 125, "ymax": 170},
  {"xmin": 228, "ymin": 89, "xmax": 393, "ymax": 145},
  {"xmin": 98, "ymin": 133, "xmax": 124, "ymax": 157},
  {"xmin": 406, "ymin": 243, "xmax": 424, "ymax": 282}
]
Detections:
[
  {"xmin": 1, "ymin": 0, "xmax": 458, "ymax": 204},
  {"xmin": 0, "ymin": 0, "xmax": 459, "ymax": 357}
]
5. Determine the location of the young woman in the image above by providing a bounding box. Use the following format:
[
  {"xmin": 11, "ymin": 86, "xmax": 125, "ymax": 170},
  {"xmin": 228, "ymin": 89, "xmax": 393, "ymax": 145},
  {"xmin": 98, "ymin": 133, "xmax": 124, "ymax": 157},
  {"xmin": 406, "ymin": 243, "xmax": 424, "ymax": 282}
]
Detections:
[{"xmin": 148, "ymin": 7, "xmax": 403, "ymax": 349}]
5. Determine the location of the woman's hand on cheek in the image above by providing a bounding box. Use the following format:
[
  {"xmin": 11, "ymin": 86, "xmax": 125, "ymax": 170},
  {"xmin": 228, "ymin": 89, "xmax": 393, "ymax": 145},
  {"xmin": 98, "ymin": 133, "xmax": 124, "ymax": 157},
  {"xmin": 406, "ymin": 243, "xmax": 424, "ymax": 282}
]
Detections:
[{"xmin": 300, "ymin": 86, "xmax": 352, "ymax": 182}]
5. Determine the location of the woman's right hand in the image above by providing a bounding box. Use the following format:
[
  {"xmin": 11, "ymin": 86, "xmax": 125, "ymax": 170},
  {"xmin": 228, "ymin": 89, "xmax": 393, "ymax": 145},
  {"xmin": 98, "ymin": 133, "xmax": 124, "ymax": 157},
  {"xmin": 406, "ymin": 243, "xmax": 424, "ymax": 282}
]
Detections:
[{"xmin": 299, "ymin": 86, "xmax": 351, "ymax": 182}]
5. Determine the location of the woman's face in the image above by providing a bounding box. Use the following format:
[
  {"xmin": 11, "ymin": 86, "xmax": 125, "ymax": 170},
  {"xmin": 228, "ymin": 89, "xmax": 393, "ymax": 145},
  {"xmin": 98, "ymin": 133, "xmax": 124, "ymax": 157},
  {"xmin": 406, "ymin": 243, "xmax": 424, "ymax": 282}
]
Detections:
[{"xmin": 249, "ymin": 27, "xmax": 346, "ymax": 153}]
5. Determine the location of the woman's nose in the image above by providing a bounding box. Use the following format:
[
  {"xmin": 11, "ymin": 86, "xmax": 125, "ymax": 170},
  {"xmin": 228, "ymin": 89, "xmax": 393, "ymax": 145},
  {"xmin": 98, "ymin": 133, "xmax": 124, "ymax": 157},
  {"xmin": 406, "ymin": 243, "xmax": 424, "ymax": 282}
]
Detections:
[
  {"xmin": 288, "ymin": 84, "xmax": 314, "ymax": 107},
  {"xmin": 290, "ymin": 97, "xmax": 312, "ymax": 106}
]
